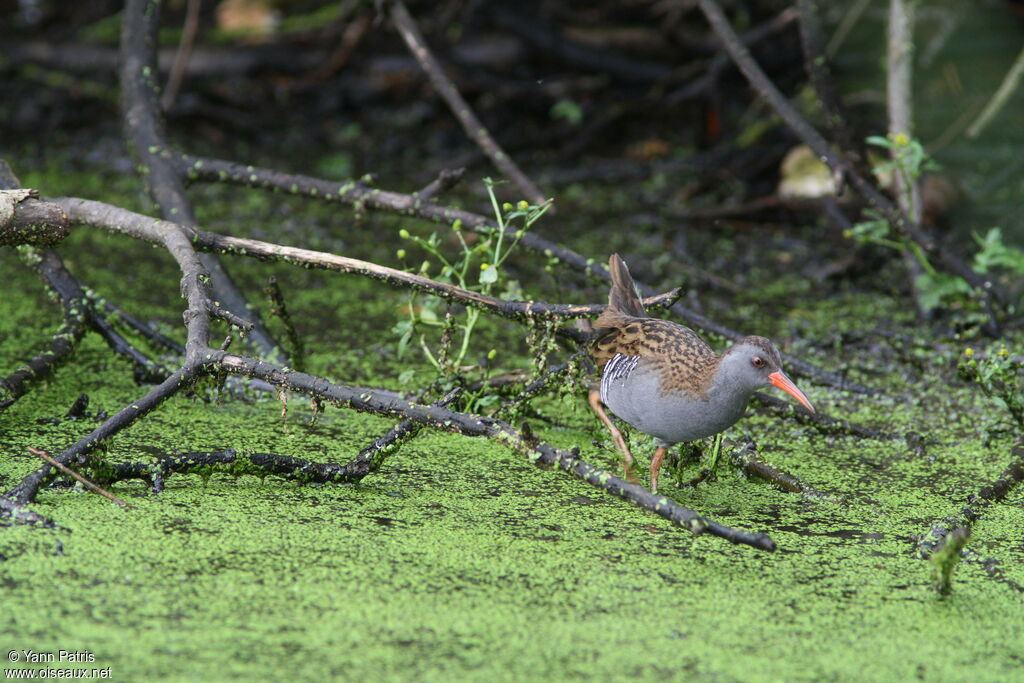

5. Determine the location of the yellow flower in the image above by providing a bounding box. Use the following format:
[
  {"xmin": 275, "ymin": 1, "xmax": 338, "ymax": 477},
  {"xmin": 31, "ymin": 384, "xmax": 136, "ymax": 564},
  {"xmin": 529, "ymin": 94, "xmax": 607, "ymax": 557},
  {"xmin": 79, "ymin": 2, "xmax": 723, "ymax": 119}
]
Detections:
[{"xmin": 964, "ymin": 348, "xmax": 974, "ymax": 357}]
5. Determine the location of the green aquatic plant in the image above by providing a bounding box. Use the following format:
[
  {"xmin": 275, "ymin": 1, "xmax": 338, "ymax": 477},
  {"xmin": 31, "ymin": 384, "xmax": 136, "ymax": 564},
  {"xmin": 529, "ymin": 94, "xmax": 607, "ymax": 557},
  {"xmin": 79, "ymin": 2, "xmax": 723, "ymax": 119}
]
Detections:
[
  {"xmin": 959, "ymin": 346, "xmax": 1024, "ymax": 429},
  {"xmin": 929, "ymin": 526, "xmax": 970, "ymax": 596},
  {"xmin": 393, "ymin": 178, "xmax": 552, "ymax": 409},
  {"xmin": 848, "ymin": 135, "xmax": 1024, "ymax": 317}
]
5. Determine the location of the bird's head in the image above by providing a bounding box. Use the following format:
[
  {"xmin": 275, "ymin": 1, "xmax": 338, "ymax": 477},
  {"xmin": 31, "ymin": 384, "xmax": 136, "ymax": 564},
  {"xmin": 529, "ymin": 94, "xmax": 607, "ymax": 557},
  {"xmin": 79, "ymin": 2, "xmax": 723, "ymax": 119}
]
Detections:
[{"xmin": 721, "ymin": 336, "xmax": 815, "ymax": 412}]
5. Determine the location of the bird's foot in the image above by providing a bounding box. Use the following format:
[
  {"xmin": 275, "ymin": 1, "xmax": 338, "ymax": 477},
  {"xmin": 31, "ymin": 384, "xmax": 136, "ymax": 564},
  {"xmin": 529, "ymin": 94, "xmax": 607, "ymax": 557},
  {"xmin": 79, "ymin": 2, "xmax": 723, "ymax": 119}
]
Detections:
[{"xmin": 622, "ymin": 461, "xmax": 640, "ymax": 485}]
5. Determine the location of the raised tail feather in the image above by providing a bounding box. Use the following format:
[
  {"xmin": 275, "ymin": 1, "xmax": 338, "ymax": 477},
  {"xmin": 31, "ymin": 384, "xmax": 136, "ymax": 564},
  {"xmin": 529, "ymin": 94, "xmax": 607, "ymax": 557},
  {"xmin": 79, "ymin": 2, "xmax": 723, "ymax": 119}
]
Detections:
[{"xmin": 596, "ymin": 253, "xmax": 646, "ymax": 328}]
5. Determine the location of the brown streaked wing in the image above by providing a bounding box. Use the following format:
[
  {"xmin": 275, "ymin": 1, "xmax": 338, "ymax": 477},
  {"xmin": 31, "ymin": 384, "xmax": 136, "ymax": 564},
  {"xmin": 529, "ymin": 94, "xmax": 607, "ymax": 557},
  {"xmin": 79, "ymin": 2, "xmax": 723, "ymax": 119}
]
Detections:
[{"xmin": 592, "ymin": 318, "xmax": 720, "ymax": 396}]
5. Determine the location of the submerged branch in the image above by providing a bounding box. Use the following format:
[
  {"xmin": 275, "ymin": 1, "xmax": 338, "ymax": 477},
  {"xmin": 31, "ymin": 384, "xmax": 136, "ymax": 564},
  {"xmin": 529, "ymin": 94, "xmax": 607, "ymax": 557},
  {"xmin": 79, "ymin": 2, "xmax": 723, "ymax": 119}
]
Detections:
[{"xmin": 918, "ymin": 438, "xmax": 1024, "ymax": 556}]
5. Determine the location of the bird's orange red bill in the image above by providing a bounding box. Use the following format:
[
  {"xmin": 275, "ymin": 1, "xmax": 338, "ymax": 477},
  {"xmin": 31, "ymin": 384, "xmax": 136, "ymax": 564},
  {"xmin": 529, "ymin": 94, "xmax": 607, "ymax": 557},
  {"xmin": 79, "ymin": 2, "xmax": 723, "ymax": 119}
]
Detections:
[{"xmin": 768, "ymin": 371, "xmax": 815, "ymax": 413}]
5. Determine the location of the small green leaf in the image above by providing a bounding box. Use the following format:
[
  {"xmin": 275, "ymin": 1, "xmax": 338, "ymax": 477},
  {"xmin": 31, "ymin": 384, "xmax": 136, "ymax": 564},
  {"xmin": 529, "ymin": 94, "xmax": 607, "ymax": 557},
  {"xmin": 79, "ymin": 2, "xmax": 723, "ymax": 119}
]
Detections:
[
  {"xmin": 480, "ymin": 265, "xmax": 498, "ymax": 284},
  {"xmin": 550, "ymin": 99, "xmax": 584, "ymax": 125}
]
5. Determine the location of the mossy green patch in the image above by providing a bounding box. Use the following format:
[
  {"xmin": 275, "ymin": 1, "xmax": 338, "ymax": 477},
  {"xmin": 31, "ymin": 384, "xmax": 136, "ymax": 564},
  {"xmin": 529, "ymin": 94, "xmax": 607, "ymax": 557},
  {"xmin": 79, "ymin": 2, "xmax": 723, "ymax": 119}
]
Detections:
[{"xmin": 3, "ymin": 158, "xmax": 1024, "ymax": 681}]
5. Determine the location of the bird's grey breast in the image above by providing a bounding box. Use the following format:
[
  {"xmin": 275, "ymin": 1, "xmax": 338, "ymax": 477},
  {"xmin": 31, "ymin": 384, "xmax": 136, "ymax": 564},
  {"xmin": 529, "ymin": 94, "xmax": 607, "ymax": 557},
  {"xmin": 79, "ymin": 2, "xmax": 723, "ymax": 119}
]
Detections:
[{"xmin": 599, "ymin": 352, "xmax": 752, "ymax": 446}]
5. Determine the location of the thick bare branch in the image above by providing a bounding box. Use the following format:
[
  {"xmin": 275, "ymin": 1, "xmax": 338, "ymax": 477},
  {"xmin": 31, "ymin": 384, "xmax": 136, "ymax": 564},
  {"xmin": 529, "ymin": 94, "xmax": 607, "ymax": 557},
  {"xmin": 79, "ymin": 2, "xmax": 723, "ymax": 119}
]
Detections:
[
  {"xmin": 121, "ymin": 0, "xmax": 280, "ymax": 355},
  {"xmin": 0, "ymin": 192, "xmax": 69, "ymax": 247}
]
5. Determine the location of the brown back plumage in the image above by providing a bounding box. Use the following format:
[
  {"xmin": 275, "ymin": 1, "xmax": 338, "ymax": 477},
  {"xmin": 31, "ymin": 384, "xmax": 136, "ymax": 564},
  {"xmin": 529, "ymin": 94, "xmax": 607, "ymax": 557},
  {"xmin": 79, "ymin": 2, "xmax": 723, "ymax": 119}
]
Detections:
[{"xmin": 591, "ymin": 254, "xmax": 719, "ymax": 395}]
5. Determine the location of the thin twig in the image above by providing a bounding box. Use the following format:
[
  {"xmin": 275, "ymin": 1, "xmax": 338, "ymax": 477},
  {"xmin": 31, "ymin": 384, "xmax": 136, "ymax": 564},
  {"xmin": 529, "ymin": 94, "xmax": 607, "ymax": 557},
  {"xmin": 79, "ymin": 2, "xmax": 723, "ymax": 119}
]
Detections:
[
  {"xmin": 415, "ymin": 167, "xmax": 465, "ymax": 203},
  {"xmin": 388, "ymin": 0, "xmax": 546, "ymax": 207},
  {"xmin": 161, "ymin": 0, "xmax": 202, "ymax": 111},
  {"xmin": 265, "ymin": 277, "xmax": 306, "ymax": 373},
  {"xmin": 26, "ymin": 447, "xmax": 134, "ymax": 508},
  {"xmin": 966, "ymin": 45, "xmax": 1024, "ymax": 139},
  {"xmin": 826, "ymin": 0, "xmax": 871, "ymax": 57}
]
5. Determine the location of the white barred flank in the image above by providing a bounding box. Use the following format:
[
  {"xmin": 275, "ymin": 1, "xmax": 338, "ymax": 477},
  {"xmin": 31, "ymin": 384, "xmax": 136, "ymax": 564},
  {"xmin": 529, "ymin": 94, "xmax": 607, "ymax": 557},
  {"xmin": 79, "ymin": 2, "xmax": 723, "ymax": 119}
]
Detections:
[{"xmin": 600, "ymin": 353, "xmax": 639, "ymax": 405}]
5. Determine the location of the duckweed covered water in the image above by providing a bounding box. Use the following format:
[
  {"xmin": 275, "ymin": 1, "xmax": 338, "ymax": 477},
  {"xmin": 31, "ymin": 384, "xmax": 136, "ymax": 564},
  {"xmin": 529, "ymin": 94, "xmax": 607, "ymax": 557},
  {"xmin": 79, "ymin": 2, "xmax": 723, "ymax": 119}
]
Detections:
[{"xmin": 2, "ymin": 168, "xmax": 1023, "ymax": 681}]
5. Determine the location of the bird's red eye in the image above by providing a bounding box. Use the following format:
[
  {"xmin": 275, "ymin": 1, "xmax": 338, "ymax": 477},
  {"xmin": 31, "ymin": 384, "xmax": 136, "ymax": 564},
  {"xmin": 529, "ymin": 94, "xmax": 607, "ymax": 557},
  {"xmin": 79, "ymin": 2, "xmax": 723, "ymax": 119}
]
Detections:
[{"xmin": 752, "ymin": 357, "xmax": 764, "ymax": 368}]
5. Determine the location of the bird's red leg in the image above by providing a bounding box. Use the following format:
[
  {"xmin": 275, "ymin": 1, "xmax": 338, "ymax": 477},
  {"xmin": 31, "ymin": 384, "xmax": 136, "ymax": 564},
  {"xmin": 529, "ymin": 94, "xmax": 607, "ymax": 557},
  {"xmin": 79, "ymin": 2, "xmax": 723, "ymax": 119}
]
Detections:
[
  {"xmin": 650, "ymin": 447, "xmax": 668, "ymax": 494},
  {"xmin": 588, "ymin": 388, "xmax": 637, "ymax": 482}
]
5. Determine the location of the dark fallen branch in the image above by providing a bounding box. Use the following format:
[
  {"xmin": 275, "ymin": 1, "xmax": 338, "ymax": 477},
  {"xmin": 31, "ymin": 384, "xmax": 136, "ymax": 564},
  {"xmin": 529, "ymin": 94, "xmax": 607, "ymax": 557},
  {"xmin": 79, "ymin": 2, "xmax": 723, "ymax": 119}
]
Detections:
[
  {"xmin": 388, "ymin": 0, "xmax": 546, "ymax": 207},
  {"xmin": 88, "ymin": 302, "xmax": 176, "ymax": 384},
  {"xmin": 173, "ymin": 154, "xmax": 869, "ymax": 394},
  {"xmin": 105, "ymin": 449, "xmax": 381, "ymax": 490},
  {"xmin": 0, "ymin": 250, "xmax": 88, "ymax": 412},
  {"xmin": 752, "ymin": 392, "xmax": 895, "ymax": 440},
  {"xmin": 730, "ymin": 437, "xmax": 836, "ymax": 502},
  {"xmin": 918, "ymin": 438, "xmax": 1024, "ymax": 556},
  {"xmin": 100, "ymin": 300, "xmax": 185, "ymax": 356},
  {"xmin": 121, "ymin": 0, "xmax": 281, "ymax": 355}
]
